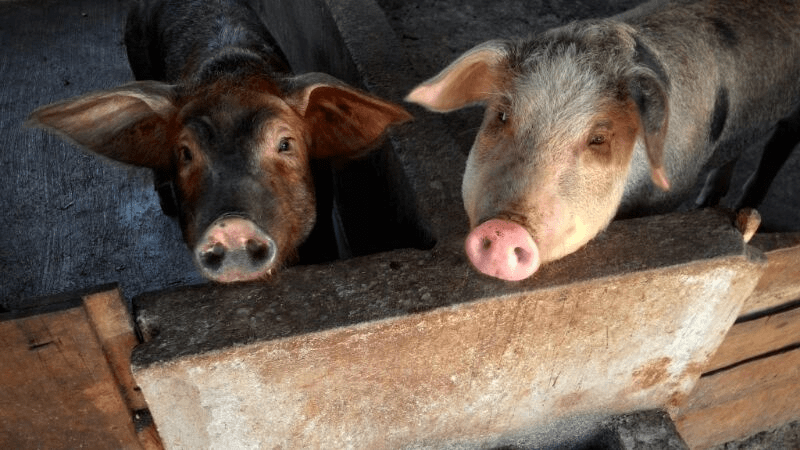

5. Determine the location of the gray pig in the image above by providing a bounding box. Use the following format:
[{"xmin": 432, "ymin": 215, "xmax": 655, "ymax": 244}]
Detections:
[{"xmin": 407, "ymin": 0, "xmax": 800, "ymax": 281}]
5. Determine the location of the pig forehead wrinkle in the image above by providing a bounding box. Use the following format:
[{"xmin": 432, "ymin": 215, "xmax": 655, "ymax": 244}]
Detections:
[{"xmin": 512, "ymin": 65, "xmax": 606, "ymax": 124}]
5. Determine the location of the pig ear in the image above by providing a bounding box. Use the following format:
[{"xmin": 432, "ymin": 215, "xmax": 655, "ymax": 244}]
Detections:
[
  {"xmin": 287, "ymin": 73, "xmax": 413, "ymax": 159},
  {"xmin": 405, "ymin": 40, "xmax": 507, "ymax": 112},
  {"xmin": 628, "ymin": 70, "xmax": 671, "ymax": 191},
  {"xmin": 25, "ymin": 81, "xmax": 177, "ymax": 170}
]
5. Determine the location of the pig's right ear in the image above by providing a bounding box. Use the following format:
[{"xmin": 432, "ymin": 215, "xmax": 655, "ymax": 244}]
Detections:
[
  {"xmin": 627, "ymin": 69, "xmax": 671, "ymax": 191},
  {"xmin": 25, "ymin": 81, "xmax": 177, "ymax": 170},
  {"xmin": 405, "ymin": 41, "xmax": 507, "ymax": 112}
]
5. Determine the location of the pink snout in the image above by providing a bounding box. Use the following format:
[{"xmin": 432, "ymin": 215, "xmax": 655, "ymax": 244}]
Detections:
[
  {"xmin": 465, "ymin": 219, "xmax": 540, "ymax": 281},
  {"xmin": 194, "ymin": 217, "xmax": 277, "ymax": 283}
]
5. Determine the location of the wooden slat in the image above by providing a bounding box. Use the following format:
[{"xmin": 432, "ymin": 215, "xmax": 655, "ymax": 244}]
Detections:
[
  {"xmin": 0, "ymin": 287, "xmax": 163, "ymax": 450},
  {"xmin": 705, "ymin": 306, "xmax": 800, "ymax": 373},
  {"xmin": 0, "ymin": 303, "xmax": 142, "ymax": 449},
  {"xmin": 83, "ymin": 289, "xmax": 164, "ymax": 450},
  {"xmin": 742, "ymin": 239, "xmax": 800, "ymax": 317},
  {"xmin": 674, "ymin": 347, "xmax": 800, "ymax": 449}
]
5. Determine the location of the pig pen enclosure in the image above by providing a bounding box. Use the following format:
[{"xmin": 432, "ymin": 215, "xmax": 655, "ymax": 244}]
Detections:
[{"xmin": 1, "ymin": 0, "xmax": 799, "ymax": 448}]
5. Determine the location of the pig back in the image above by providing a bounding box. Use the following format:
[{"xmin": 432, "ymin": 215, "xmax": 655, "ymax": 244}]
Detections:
[{"xmin": 124, "ymin": 0, "xmax": 291, "ymax": 83}]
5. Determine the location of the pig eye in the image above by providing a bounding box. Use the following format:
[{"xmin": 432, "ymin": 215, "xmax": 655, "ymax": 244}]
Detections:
[
  {"xmin": 589, "ymin": 135, "xmax": 606, "ymax": 146},
  {"xmin": 497, "ymin": 111, "xmax": 508, "ymax": 124},
  {"xmin": 278, "ymin": 137, "xmax": 292, "ymax": 153},
  {"xmin": 179, "ymin": 145, "xmax": 193, "ymax": 165}
]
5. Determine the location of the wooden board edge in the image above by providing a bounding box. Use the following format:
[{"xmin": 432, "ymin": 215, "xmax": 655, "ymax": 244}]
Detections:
[{"xmin": 83, "ymin": 288, "xmax": 164, "ymax": 450}]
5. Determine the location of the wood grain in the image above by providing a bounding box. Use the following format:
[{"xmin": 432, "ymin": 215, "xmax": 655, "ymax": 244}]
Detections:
[
  {"xmin": 705, "ymin": 306, "xmax": 800, "ymax": 373},
  {"xmin": 0, "ymin": 298, "xmax": 142, "ymax": 449},
  {"xmin": 0, "ymin": 287, "xmax": 163, "ymax": 449},
  {"xmin": 741, "ymin": 242, "xmax": 800, "ymax": 317},
  {"xmin": 675, "ymin": 348, "xmax": 800, "ymax": 449}
]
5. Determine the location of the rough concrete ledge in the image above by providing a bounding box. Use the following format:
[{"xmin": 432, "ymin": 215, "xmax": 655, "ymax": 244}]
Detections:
[
  {"xmin": 132, "ymin": 208, "xmax": 758, "ymax": 365},
  {"xmin": 131, "ymin": 208, "xmax": 764, "ymax": 449}
]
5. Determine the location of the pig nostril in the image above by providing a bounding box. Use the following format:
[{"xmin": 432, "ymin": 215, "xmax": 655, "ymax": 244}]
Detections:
[
  {"xmin": 246, "ymin": 239, "xmax": 270, "ymax": 263},
  {"xmin": 482, "ymin": 237, "xmax": 492, "ymax": 250},
  {"xmin": 202, "ymin": 243, "xmax": 226, "ymax": 270},
  {"xmin": 514, "ymin": 247, "xmax": 531, "ymax": 264}
]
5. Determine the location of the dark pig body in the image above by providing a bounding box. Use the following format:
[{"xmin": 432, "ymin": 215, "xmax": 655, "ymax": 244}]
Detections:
[
  {"xmin": 407, "ymin": 0, "xmax": 800, "ymax": 281},
  {"xmin": 27, "ymin": 0, "xmax": 411, "ymax": 282}
]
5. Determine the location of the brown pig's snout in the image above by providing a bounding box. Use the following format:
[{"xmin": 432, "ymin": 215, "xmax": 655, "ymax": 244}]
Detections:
[
  {"xmin": 194, "ymin": 216, "xmax": 277, "ymax": 283},
  {"xmin": 464, "ymin": 218, "xmax": 540, "ymax": 281}
]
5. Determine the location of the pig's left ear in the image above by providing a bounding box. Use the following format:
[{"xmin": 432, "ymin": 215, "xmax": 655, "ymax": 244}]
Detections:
[
  {"xmin": 627, "ymin": 68, "xmax": 671, "ymax": 191},
  {"xmin": 405, "ymin": 40, "xmax": 507, "ymax": 112},
  {"xmin": 286, "ymin": 73, "xmax": 412, "ymax": 159}
]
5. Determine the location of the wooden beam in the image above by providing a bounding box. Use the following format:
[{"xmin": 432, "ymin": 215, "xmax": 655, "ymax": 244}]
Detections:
[
  {"xmin": 0, "ymin": 297, "xmax": 141, "ymax": 449},
  {"xmin": 705, "ymin": 306, "xmax": 800, "ymax": 373},
  {"xmin": 674, "ymin": 347, "xmax": 800, "ymax": 449},
  {"xmin": 83, "ymin": 289, "xmax": 163, "ymax": 450},
  {"xmin": 0, "ymin": 287, "xmax": 162, "ymax": 450},
  {"xmin": 743, "ymin": 236, "xmax": 800, "ymax": 317}
]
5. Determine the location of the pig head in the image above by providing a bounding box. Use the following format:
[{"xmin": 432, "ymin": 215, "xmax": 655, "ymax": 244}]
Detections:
[
  {"xmin": 26, "ymin": 0, "xmax": 412, "ymax": 283},
  {"xmin": 27, "ymin": 69, "xmax": 410, "ymax": 284},
  {"xmin": 407, "ymin": 27, "xmax": 669, "ymax": 281},
  {"xmin": 408, "ymin": 1, "xmax": 800, "ymax": 281}
]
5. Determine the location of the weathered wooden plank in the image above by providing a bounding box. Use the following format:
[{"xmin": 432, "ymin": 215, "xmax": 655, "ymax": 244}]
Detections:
[
  {"xmin": 705, "ymin": 306, "xmax": 800, "ymax": 373},
  {"xmin": 742, "ymin": 236, "xmax": 800, "ymax": 317},
  {"xmin": 0, "ymin": 302, "xmax": 142, "ymax": 449},
  {"xmin": 674, "ymin": 348, "xmax": 800, "ymax": 449},
  {"xmin": 83, "ymin": 289, "xmax": 164, "ymax": 450},
  {"xmin": 0, "ymin": 287, "xmax": 163, "ymax": 449}
]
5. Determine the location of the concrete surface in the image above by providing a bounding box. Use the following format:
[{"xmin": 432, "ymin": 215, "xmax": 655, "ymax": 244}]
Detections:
[
  {"xmin": 131, "ymin": 209, "xmax": 764, "ymax": 449},
  {"xmin": 0, "ymin": 0, "xmax": 201, "ymax": 307},
  {"xmin": 602, "ymin": 410, "xmax": 689, "ymax": 450}
]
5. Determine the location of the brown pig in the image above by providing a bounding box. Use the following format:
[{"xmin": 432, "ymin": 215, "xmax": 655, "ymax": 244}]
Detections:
[
  {"xmin": 407, "ymin": 0, "xmax": 800, "ymax": 281},
  {"xmin": 26, "ymin": 0, "xmax": 411, "ymax": 283}
]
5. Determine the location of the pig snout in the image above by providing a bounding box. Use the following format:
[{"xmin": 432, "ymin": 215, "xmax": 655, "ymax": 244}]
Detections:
[
  {"xmin": 465, "ymin": 219, "xmax": 540, "ymax": 281},
  {"xmin": 194, "ymin": 217, "xmax": 277, "ymax": 283}
]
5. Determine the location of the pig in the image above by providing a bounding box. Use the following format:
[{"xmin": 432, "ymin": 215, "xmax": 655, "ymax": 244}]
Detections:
[
  {"xmin": 406, "ymin": 0, "xmax": 800, "ymax": 281},
  {"xmin": 26, "ymin": 0, "xmax": 411, "ymax": 283}
]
